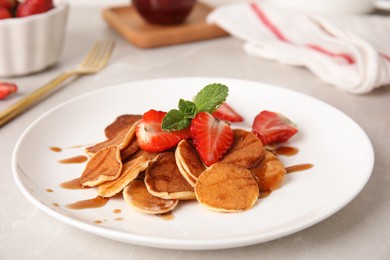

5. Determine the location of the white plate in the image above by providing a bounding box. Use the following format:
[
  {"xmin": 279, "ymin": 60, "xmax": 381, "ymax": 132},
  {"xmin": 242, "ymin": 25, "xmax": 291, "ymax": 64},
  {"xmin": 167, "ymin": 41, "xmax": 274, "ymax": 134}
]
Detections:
[{"xmin": 12, "ymin": 77, "xmax": 374, "ymax": 250}]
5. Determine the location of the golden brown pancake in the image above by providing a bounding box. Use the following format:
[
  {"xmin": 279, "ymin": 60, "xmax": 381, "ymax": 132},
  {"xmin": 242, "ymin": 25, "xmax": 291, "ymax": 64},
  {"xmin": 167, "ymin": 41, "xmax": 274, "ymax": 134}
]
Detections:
[
  {"xmin": 145, "ymin": 152, "xmax": 195, "ymax": 200},
  {"xmin": 104, "ymin": 114, "xmax": 142, "ymax": 139},
  {"xmin": 80, "ymin": 145, "xmax": 122, "ymax": 187},
  {"xmin": 97, "ymin": 152, "xmax": 157, "ymax": 197},
  {"xmin": 123, "ymin": 180, "xmax": 178, "ymax": 214},
  {"xmin": 175, "ymin": 158, "xmax": 197, "ymax": 187},
  {"xmin": 251, "ymin": 150, "xmax": 286, "ymax": 192},
  {"xmin": 175, "ymin": 140, "xmax": 206, "ymax": 186},
  {"xmin": 195, "ymin": 162, "xmax": 259, "ymax": 212},
  {"xmin": 85, "ymin": 119, "xmax": 140, "ymax": 155},
  {"xmin": 120, "ymin": 136, "xmax": 140, "ymax": 161},
  {"xmin": 221, "ymin": 129, "xmax": 264, "ymax": 169}
]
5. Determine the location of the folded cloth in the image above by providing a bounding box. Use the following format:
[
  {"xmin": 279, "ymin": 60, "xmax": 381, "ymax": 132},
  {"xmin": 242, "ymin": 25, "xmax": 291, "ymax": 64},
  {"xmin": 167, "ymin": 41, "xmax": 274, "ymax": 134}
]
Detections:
[{"xmin": 207, "ymin": 1, "xmax": 390, "ymax": 94}]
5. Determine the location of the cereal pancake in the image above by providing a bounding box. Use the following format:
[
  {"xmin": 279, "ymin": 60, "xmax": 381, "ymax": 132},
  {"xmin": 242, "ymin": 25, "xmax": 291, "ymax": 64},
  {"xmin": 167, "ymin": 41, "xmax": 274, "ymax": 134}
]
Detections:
[
  {"xmin": 221, "ymin": 129, "xmax": 264, "ymax": 169},
  {"xmin": 123, "ymin": 180, "xmax": 178, "ymax": 214},
  {"xmin": 97, "ymin": 150, "xmax": 157, "ymax": 197},
  {"xmin": 175, "ymin": 139, "xmax": 206, "ymax": 187},
  {"xmin": 80, "ymin": 145, "xmax": 122, "ymax": 187},
  {"xmin": 145, "ymin": 152, "xmax": 195, "ymax": 200},
  {"xmin": 251, "ymin": 150, "xmax": 286, "ymax": 192},
  {"xmin": 195, "ymin": 162, "xmax": 259, "ymax": 212}
]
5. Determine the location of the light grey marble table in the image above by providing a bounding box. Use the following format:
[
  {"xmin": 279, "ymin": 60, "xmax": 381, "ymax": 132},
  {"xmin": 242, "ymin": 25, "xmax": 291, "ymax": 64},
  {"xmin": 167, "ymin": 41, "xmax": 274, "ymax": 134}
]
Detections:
[{"xmin": 1, "ymin": 2, "xmax": 389, "ymax": 259}]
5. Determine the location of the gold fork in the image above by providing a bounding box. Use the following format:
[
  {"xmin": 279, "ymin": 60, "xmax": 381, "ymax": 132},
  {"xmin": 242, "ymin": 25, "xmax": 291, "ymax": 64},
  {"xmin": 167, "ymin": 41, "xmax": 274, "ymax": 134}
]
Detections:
[{"xmin": 0, "ymin": 40, "xmax": 115, "ymax": 127}]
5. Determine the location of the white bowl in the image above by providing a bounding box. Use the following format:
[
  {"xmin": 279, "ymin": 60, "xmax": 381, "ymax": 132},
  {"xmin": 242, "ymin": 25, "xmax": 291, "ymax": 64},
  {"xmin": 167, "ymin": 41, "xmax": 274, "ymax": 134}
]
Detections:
[{"xmin": 0, "ymin": 3, "xmax": 69, "ymax": 77}]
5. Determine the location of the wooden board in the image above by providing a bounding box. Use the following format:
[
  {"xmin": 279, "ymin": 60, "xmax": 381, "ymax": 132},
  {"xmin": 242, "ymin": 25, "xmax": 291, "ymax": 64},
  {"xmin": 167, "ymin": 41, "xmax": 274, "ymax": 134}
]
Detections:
[{"xmin": 102, "ymin": 2, "xmax": 229, "ymax": 48}]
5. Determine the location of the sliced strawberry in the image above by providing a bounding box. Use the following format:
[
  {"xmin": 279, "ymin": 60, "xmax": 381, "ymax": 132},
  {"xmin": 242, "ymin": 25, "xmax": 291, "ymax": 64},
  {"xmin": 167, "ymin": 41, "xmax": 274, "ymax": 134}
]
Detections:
[
  {"xmin": 212, "ymin": 102, "xmax": 244, "ymax": 122},
  {"xmin": 0, "ymin": 0, "xmax": 17, "ymax": 10},
  {"xmin": 16, "ymin": 0, "xmax": 53, "ymax": 17},
  {"xmin": 252, "ymin": 110, "xmax": 298, "ymax": 145},
  {"xmin": 136, "ymin": 109, "xmax": 190, "ymax": 153},
  {"xmin": 0, "ymin": 6, "xmax": 11, "ymax": 19},
  {"xmin": 191, "ymin": 112, "xmax": 234, "ymax": 167},
  {"xmin": 0, "ymin": 82, "xmax": 18, "ymax": 99}
]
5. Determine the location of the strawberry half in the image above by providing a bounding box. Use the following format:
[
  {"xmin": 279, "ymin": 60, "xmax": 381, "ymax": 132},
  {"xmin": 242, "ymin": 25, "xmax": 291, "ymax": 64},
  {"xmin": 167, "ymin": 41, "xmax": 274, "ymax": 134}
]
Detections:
[
  {"xmin": 212, "ymin": 102, "xmax": 244, "ymax": 122},
  {"xmin": 0, "ymin": 6, "xmax": 11, "ymax": 19},
  {"xmin": 0, "ymin": 82, "xmax": 18, "ymax": 99},
  {"xmin": 191, "ymin": 112, "xmax": 234, "ymax": 167},
  {"xmin": 136, "ymin": 109, "xmax": 190, "ymax": 153},
  {"xmin": 252, "ymin": 110, "xmax": 298, "ymax": 145}
]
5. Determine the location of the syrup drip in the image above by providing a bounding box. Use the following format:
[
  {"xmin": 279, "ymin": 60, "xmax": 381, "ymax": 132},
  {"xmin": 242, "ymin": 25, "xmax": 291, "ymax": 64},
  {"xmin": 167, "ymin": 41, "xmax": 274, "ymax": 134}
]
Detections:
[
  {"xmin": 49, "ymin": 147, "xmax": 62, "ymax": 152},
  {"xmin": 158, "ymin": 212, "xmax": 174, "ymax": 220},
  {"xmin": 66, "ymin": 196, "xmax": 109, "ymax": 210},
  {"xmin": 58, "ymin": 155, "xmax": 88, "ymax": 164},
  {"xmin": 286, "ymin": 164, "xmax": 313, "ymax": 174},
  {"xmin": 46, "ymin": 189, "xmax": 53, "ymax": 193},
  {"xmin": 274, "ymin": 146, "xmax": 299, "ymax": 156},
  {"xmin": 60, "ymin": 178, "xmax": 86, "ymax": 190}
]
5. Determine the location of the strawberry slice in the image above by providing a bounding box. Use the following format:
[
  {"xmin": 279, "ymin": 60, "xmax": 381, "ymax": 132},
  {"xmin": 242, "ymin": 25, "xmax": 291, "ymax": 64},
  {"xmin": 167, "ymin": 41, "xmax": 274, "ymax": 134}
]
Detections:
[
  {"xmin": 212, "ymin": 102, "xmax": 244, "ymax": 122},
  {"xmin": 252, "ymin": 110, "xmax": 298, "ymax": 145},
  {"xmin": 136, "ymin": 109, "xmax": 190, "ymax": 153},
  {"xmin": 191, "ymin": 112, "xmax": 234, "ymax": 167},
  {"xmin": 0, "ymin": 82, "xmax": 18, "ymax": 99}
]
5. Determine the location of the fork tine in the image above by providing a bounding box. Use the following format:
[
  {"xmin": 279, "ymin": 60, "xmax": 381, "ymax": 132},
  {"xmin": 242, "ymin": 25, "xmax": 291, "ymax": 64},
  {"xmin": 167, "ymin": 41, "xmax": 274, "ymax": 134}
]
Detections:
[
  {"xmin": 78, "ymin": 40, "xmax": 115, "ymax": 70},
  {"xmin": 78, "ymin": 41, "xmax": 104, "ymax": 68},
  {"xmin": 88, "ymin": 40, "xmax": 115, "ymax": 71}
]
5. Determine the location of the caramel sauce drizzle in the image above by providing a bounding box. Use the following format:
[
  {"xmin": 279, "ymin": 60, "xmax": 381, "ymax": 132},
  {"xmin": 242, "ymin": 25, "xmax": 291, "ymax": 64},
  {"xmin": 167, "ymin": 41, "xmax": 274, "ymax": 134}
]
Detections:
[
  {"xmin": 49, "ymin": 147, "xmax": 62, "ymax": 152},
  {"xmin": 286, "ymin": 164, "xmax": 314, "ymax": 174},
  {"xmin": 274, "ymin": 146, "xmax": 299, "ymax": 156},
  {"xmin": 60, "ymin": 178, "xmax": 87, "ymax": 190},
  {"xmin": 58, "ymin": 155, "xmax": 88, "ymax": 164},
  {"xmin": 158, "ymin": 212, "xmax": 174, "ymax": 220},
  {"xmin": 66, "ymin": 196, "xmax": 109, "ymax": 210}
]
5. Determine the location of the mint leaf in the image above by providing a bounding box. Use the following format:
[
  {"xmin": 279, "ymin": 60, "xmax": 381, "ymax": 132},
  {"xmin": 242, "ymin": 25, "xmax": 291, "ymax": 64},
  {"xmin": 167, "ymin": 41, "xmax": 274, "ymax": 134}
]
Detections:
[
  {"xmin": 178, "ymin": 99, "xmax": 197, "ymax": 118},
  {"xmin": 193, "ymin": 83, "xmax": 228, "ymax": 113},
  {"xmin": 162, "ymin": 83, "xmax": 229, "ymax": 131},
  {"xmin": 162, "ymin": 109, "xmax": 191, "ymax": 131}
]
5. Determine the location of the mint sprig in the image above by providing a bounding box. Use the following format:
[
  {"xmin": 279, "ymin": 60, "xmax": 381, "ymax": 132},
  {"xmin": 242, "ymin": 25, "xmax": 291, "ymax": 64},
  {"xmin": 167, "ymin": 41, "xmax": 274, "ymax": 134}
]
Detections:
[{"xmin": 162, "ymin": 83, "xmax": 228, "ymax": 131}]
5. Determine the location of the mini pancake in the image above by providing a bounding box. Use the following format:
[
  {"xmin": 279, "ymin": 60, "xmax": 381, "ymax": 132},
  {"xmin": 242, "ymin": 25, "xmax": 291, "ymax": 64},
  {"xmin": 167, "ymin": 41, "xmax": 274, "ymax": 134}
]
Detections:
[
  {"xmin": 104, "ymin": 114, "xmax": 142, "ymax": 139},
  {"xmin": 145, "ymin": 152, "xmax": 195, "ymax": 200},
  {"xmin": 195, "ymin": 162, "xmax": 259, "ymax": 213},
  {"xmin": 221, "ymin": 129, "xmax": 264, "ymax": 169},
  {"xmin": 80, "ymin": 145, "xmax": 122, "ymax": 187},
  {"xmin": 123, "ymin": 180, "xmax": 178, "ymax": 214},
  {"xmin": 85, "ymin": 119, "xmax": 140, "ymax": 155},
  {"xmin": 120, "ymin": 137, "xmax": 140, "ymax": 161},
  {"xmin": 251, "ymin": 150, "xmax": 286, "ymax": 192},
  {"xmin": 175, "ymin": 140, "xmax": 206, "ymax": 186},
  {"xmin": 97, "ymin": 151, "xmax": 157, "ymax": 197}
]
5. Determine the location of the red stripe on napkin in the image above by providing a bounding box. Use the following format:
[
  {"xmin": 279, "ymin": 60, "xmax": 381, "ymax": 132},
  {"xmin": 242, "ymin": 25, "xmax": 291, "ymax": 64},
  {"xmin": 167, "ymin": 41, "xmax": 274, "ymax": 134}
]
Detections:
[{"xmin": 250, "ymin": 3, "xmax": 355, "ymax": 65}]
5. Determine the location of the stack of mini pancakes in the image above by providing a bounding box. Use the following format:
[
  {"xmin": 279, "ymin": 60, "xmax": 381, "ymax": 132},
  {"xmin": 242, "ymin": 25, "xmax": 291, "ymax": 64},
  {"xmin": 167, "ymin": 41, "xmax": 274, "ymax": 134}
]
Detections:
[{"xmin": 79, "ymin": 114, "xmax": 286, "ymax": 214}]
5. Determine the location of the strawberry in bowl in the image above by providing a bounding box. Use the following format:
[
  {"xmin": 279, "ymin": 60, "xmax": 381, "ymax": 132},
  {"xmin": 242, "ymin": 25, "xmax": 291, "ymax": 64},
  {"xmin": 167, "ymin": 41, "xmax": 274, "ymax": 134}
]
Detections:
[{"xmin": 0, "ymin": 0, "xmax": 68, "ymax": 77}]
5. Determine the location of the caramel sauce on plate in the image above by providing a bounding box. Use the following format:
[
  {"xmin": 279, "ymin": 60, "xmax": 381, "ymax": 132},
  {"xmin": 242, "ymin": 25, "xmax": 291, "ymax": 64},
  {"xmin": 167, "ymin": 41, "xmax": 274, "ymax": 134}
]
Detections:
[
  {"xmin": 66, "ymin": 196, "xmax": 109, "ymax": 210},
  {"xmin": 158, "ymin": 212, "xmax": 174, "ymax": 220},
  {"xmin": 58, "ymin": 155, "xmax": 88, "ymax": 164},
  {"xmin": 274, "ymin": 146, "xmax": 299, "ymax": 156},
  {"xmin": 60, "ymin": 178, "xmax": 86, "ymax": 190},
  {"xmin": 286, "ymin": 164, "xmax": 314, "ymax": 174},
  {"xmin": 49, "ymin": 146, "xmax": 62, "ymax": 152}
]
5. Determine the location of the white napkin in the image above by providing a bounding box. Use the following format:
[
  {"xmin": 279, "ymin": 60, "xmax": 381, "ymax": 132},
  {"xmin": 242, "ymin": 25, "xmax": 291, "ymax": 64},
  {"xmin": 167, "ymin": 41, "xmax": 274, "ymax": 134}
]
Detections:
[{"xmin": 207, "ymin": 1, "xmax": 390, "ymax": 94}]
